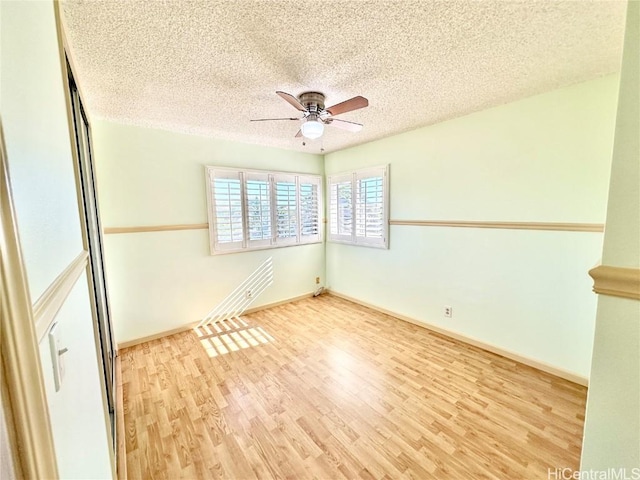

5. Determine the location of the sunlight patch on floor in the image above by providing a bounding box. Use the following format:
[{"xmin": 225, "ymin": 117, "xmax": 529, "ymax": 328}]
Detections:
[{"xmin": 194, "ymin": 318, "xmax": 274, "ymax": 357}]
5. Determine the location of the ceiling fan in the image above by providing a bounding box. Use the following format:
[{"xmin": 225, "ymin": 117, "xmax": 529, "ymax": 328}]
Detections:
[{"xmin": 251, "ymin": 91, "xmax": 369, "ymax": 140}]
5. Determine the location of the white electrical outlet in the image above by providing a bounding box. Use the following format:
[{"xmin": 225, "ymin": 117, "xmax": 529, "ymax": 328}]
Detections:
[
  {"xmin": 245, "ymin": 289, "xmax": 253, "ymax": 298},
  {"xmin": 444, "ymin": 306, "xmax": 453, "ymax": 318}
]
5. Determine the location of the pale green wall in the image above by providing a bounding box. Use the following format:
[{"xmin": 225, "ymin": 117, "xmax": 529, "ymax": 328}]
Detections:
[
  {"xmin": 581, "ymin": 0, "xmax": 640, "ymax": 469},
  {"xmin": 2, "ymin": 1, "xmax": 83, "ymax": 300},
  {"xmin": 94, "ymin": 77, "xmax": 619, "ymax": 377},
  {"xmin": 1, "ymin": 1, "xmax": 113, "ymax": 478},
  {"xmin": 91, "ymin": 121, "xmax": 325, "ymax": 343},
  {"xmin": 325, "ymin": 75, "xmax": 619, "ymax": 379}
]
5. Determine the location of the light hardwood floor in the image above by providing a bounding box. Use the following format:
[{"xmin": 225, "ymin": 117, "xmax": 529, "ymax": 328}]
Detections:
[{"xmin": 120, "ymin": 295, "xmax": 587, "ymax": 479}]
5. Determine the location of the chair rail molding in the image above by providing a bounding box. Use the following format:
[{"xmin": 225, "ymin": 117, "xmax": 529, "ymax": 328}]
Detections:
[
  {"xmin": 390, "ymin": 220, "xmax": 604, "ymax": 232},
  {"xmin": 104, "ymin": 223, "xmax": 209, "ymax": 234},
  {"xmin": 33, "ymin": 250, "xmax": 89, "ymax": 342},
  {"xmin": 104, "ymin": 220, "xmax": 605, "ymax": 235},
  {"xmin": 589, "ymin": 265, "xmax": 640, "ymax": 300}
]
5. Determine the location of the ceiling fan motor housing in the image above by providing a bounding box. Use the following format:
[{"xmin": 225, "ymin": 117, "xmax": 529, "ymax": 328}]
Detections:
[
  {"xmin": 250, "ymin": 90, "xmax": 367, "ymax": 138},
  {"xmin": 298, "ymin": 92, "xmax": 325, "ymax": 113}
]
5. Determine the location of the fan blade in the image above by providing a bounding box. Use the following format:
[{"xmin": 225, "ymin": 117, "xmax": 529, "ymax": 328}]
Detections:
[
  {"xmin": 326, "ymin": 96, "xmax": 368, "ymax": 116},
  {"xmin": 326, "ymin": 118, "xmax": 363, "ymax": 132},
  {"xmin": 251, "ymin": 117, "xmax": 299, "ymax": 122},
  {"xmin": 276, "ymin": 91, "xmax": 306, "ymax": 112},
  {"xmin": 295, "ymin": 129, "xmax": 303, "ymax": 138}
]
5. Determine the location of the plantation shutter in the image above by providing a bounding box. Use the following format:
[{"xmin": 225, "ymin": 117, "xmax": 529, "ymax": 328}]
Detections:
[
  {"xmin": 274, "ymin": 174, "xmax": 298, "ymax": 245},
  {"xmin": 327, "ymin": 166, "xmax": 389, "ymax": 249},
  {"xmin": 299, "ymin": 175, "xmax": 321, "ymax": 244},
  {"xmin": 327, "ymin": 173, "xmax": 354, "ymax": 243},
  {"xmin": 207, "ymin": 168, "xmax": 245, "ymax": 252},
  {"xmin": 244, "ymin": 172, "xmax": 272, "ymax": 248},
  {"xmin": 355, "ymin": 169, "xmax": 385, "ymax": 246},
  {"xmin": 205, "ymin": 166, "xmax": 323, "ymax": 255}
]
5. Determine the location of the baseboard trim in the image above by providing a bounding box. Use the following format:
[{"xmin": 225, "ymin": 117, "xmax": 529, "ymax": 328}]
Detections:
[
  {"xmin": 117, "ymin": 292, "xmax": 316, "ymax": 349},
  {"xmin": 327, "ymin": 290, "xmax": 589, "ymax": 387},
  {"xmin": 118, "ymin": 323, "xmax": 201, "ymax": 350}
]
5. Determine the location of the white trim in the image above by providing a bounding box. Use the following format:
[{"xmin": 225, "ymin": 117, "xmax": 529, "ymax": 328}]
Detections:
[
  {"xmin": 0, "ymin": 123, "xmax": 59, "ymax": 478},
  {"xmin": 33, "ymin": 251, "xmax": 89, "ymax": 342}
]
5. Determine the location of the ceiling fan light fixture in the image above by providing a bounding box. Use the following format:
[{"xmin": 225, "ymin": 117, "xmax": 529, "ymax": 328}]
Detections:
[
  {"xmin": 256, "ymin": 91, "xmax": 368, "ymax": 140},
  {"xmin": 301, "ymin": 119, "xmax": 324, "ymax": 139}
]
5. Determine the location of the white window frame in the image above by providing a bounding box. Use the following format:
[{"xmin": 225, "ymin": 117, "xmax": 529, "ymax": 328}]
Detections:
[
  {"xmin": 206, "ymin": 166, "xmax": 322, "ymax": 255},
  {"xmin": 327, "ymin": 165, "xmax": 389, "ymax": 249}
]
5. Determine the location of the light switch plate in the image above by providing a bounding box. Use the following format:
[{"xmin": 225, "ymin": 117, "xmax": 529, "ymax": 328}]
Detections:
[{"xmin": 48, "ymin": 322, "xmax": 65, "ymax": 392}]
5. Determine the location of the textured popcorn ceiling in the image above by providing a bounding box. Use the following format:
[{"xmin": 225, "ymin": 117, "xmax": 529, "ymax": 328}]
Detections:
[{"xmin": 60, "ymin": 0, "xmax": 627, "ymax": 154}]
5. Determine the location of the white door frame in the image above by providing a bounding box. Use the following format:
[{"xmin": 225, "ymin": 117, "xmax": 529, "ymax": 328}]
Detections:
[{"xmin": 0, "ymin": 121, "xmax": 59, "ymax": 479}]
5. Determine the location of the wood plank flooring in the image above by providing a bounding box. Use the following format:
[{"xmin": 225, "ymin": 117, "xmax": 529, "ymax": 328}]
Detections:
[{"xmin": 119, "ymin": 295, "xmax": 587, "ymax": 479}]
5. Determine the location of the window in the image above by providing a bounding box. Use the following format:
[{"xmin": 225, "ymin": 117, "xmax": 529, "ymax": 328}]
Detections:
[
  {"xmin": 275, "ymin": 176, "xmax": 298, "ymax": 244},
  {"xmin": 206, "ymin": 167, "xmax": 322, "ymax": 254},
  {"xmin": 327, "ymin": 165, "xmax": 389, "ymax": 248}
]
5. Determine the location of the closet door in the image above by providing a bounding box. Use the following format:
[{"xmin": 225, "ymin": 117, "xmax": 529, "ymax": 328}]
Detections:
[{"xmin": 67, "ymin": 62, "xmax": 116, "ymax": 433}]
